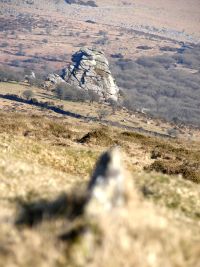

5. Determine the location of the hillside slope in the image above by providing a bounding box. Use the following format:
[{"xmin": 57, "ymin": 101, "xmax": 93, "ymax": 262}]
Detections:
[
  {"xmin": 0, "ymin": 2, "xmax": 200, "ymax": 264},
  {"xmin": 0, "ymin": 99, "xmax": 200, "ymax": 266}
]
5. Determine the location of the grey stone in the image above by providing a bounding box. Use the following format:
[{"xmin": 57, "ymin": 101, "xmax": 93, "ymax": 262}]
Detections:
[
  {"xmin": 45, "ymin": 73, "xmax": 66, "ymax": 88},
  {"xmin": 87, "ymin": 147, "xmax": 125, "ymax": 212},
  {"xmin": 62, "ymin": 48, "xmax": 119, "ymax": 101}
]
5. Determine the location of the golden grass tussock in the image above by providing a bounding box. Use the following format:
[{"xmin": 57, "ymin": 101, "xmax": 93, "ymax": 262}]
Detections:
[
  {"xmin": 77, "ymin": 127, "xmax": 116, "ymax": 146},
  {"xmin": 0, "ymin": 112, "xmax": 74, "ymax": 140},
  {"xmin": 119, "ymin": 130, "xmax": 200, "ymax": 183}
]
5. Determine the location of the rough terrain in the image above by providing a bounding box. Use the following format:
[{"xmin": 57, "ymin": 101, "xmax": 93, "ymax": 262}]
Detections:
[
  {"xmin": 0, "ymin": 1, "xmax": 200, "ymax": 266},
  {"xmin": 0, "ymin": 112, "xmax": 200, "ymax": 267},
  {"xmin": 1, "ymin": 0, "xmax": 200, "ymax": 73},
  {"xmin": 0, "ymin": 81, "xmax": 200, "ymax": 266}
]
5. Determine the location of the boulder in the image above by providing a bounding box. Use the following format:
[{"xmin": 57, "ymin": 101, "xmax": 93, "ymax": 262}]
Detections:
[
  {"xmin": 62, "ymin": 48, "xmax": 119, "ymax": 101},
  {"xmin": 24, "ymin": 71, "xmax": 36, "ymax": 82},
  {"xmin": 44, "ymin": 73, "xmax": 66, "ymax": 88}
]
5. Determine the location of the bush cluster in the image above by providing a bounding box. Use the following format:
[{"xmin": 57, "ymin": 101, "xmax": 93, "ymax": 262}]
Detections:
[
  {"xmin": 54, "ymin": 83, "xmax": 100, "ymax": 103},
  {"xmin": 0, "ymin": 66, "xmax": 46, "ymax": 86},
  {"xmin": 111, "ymin": 44, "xmax": 200, "ymax": 125},
  {"xmin": 0, "ymin": 66, "xmax": 24, "ymax": 82},
  {"xmin": 65, "ymin": 0, "xmax": 97, "ymax": 7}
]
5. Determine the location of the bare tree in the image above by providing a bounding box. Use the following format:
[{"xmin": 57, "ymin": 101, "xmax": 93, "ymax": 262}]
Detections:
[{"xmin": 97, "ymin": 109, "xmax": 110, "ymax": 120}]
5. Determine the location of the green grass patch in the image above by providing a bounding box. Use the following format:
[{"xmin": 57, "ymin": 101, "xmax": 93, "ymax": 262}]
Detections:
[{"xmin": 134, "ymin": 172, "xmax": 200, "ymax": 220}]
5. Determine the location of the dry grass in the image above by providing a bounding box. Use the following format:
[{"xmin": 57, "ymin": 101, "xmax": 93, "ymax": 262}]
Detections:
[
  {"xmin": 119, "ymin": 130, "xmax": 200, "ymax": 183},
  {"xmin": 0, "ymin": 111, "xmax": 200, "ymax": 267},
  {"xmin": 147, "ymin": 160, "xmax": 200, "ymax": 183},
  {"xmin": 2, "ymin": 81, "xmax": 200, "ymax": 143},
  {"xmin": 0, "ymin": 112, "xmax": 73, "ymax": 139},
  {"xmin": 134, "ymin": 171, "xmax": 200, "ymax": 220},
  {"xmin": 78, "ymin": 127, "xmax": 116, "ymax": 146}
]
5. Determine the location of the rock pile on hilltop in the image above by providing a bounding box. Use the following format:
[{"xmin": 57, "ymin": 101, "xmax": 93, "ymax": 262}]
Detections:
[{"xmin": 46, "ymin": 48, "xmax": 119, "ymax": 102}]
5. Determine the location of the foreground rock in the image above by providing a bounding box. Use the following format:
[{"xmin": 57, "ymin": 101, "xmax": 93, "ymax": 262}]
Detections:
[{"xmin": 87, "ymin": 147, "xmax": 125, "ymax": 213}]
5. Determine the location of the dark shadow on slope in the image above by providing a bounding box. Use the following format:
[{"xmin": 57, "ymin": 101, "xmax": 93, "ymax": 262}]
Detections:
[
  {"xmin": 15, "ymin": 192, "xmax": 89, "ymax": 227},
  {"xmin": 0, "ymin": 94, "xmax": 93, "ymax": 120},
  {"xmin": 0, "ymin": 93, "xmax": 173, "ymax": 139}
]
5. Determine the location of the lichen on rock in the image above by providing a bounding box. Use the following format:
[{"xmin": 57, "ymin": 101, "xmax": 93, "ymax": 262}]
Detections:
[
  {"xmin": 62, "ymin": 48, "xmax": 119, "ymax": 102},
  {"xmin": 44, "ymin": 73, "xmax": 66, "ymax": 88}
]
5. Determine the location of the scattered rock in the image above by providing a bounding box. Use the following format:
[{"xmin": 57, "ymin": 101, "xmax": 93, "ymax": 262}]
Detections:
[
  {"xmin": 44, "ymin": 73, "xmax": 66, "ymax": 88},
  {"xmin": 24, "ymin": 71, "xmax": 36, "ymax": 81}
]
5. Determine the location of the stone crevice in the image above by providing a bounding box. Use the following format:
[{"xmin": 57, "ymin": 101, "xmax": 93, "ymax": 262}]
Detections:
[{"xmin": 63, "ymin": 48, "xmax": 119, "ymax": 101}]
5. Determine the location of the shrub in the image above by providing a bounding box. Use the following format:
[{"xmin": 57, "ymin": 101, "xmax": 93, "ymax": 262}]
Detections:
[
  {"xmin": 55, "ymin": 83, "xmax": 82, "ymax": 101},
  {"xmin": 55, "ymin": 84, "xmax": 66, "ymax": 100},
  {"xmin": 110, "ymin": 53, "xmax": 123, "ymax": 59},
  {"xmin": 0, "ymin": 42, "xmax": 9, "ymax": 48},
  {"xmin": 65, "ymin": 0, "xmax": 98, "ymax": 7},
  {"xmin": 55, "ymin": 83, "xmax": 100, "ymax": 103},
  {"xmin": 147, "ymin": 160, "xmax": 200, "ymax": 183},
  {"xmin": 88, "ymin": 90, "xmax": 100, "ymax": 103},
  {"xmin": 42, "ymin": 39, "xmax": 48, "ymax": 43},
  {"xmin": 111, "ymin": 44, "xmax": 200, "ymax": 126},
  {"xmin": 22, "ymin": 90, "xmax": 34, "ymax": 100},
  {"xmin": 78, "ymin": 128, "xmax": 114, "ymax": 146},
  {"xmin": 108, "ymin": 98, "xmax": 119, "ymax": 114},
  {"xmin": 94, "ymin": 36, "xmax": 109, "ymax": 45},
  {"xmin": 97, "ymin": 109, "xmax": 110, "ymax": 120},
  {"xmin": 28, "ymin": 78, "xmax": 44, "ymax": 87},
  {"xmin": 0, "ymin": 66, "xmax": 24, "ymax": 82},
  {"xmin": 137, "ymin": 45, "xmax": 152, "ymax": 50}
]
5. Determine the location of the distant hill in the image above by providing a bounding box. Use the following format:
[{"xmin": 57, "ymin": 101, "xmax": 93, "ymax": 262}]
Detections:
[{"xmin": 0, "ymin": 0, "xmax": 200, "ymax": 125}]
